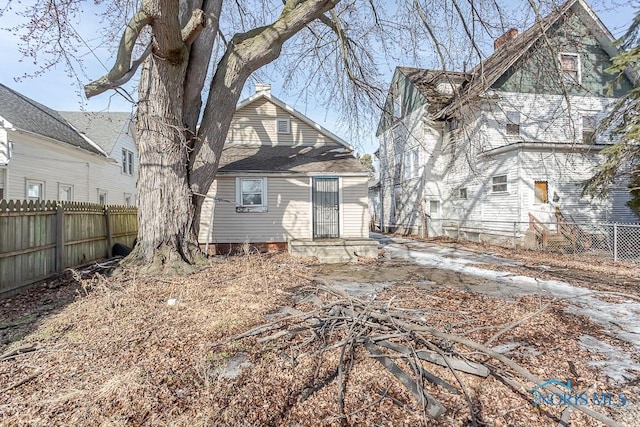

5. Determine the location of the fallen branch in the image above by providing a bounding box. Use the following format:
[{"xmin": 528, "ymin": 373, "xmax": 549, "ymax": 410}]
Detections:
[{"xmin": 366, "ymin": 342, "xmax": 445, "ymax": 419}]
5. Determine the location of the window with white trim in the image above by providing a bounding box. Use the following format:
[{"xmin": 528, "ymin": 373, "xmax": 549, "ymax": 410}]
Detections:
[
  {"xmin": 276, "ymin": 118, "xmax": 291, "ymax": 134},
  {"xmin": 98, "ymin": 190, "xmax": 108, "ymax": 205},
  {"xmin": 506, "ymin": 111, "xmax": 520, "ymax": 135},
  {"xmin": 429, "ymin": 200, "xmax": 440, "ymax": 215},
  {"xmin": 582, "ymin": 114, "xmax": 597, "ymax": 143},
  {"xmin": 560, "ymin": 53, "xmax": 580, "ymax": 83},
  {"xmin": 492, "ymin": 175, "xmax": 508, "ymax": 193},
  {"xmin": 59, "ymin": 184, "xmax": 73, "ymax": 201},
  {"xmin": 122, "ymin": 148, "xmax": 134, "ymax": 175},
  {"xmin": 458, "ymin": 187, "xmax": 468, "ymax": 199},
  {"xmin": 236, "ymin": 177, "xmax": 268, "ymax": 212},
  {"xmin": 27, "ymin": 180, "xmax": 44, "ymax": 201}
]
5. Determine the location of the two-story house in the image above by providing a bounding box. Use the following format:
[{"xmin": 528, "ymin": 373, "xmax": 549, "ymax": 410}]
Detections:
[
  {"xmin": 0, "ymin": 83, "xmax": 137, "ymax": 205},
  {"xmin": 374, "ymin": 0, "xmax": 637, "ymax": 243}
]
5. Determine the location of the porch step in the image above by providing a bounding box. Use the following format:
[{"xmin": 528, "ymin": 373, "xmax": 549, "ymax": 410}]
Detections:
[{"xmin": 289, "ymin": 239, "xmax": 379, "ymax": 263}]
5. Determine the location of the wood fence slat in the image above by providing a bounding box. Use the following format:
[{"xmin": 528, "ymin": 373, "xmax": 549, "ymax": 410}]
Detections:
[{"xmin": 1, "ymin": 200, "xmax": 138, "ymax": 297}]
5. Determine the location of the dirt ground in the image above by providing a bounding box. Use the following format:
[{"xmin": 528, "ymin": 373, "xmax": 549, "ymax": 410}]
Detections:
[{"xmin": 0, "ymin": 240, "xmax": 639, "ymax": 426}]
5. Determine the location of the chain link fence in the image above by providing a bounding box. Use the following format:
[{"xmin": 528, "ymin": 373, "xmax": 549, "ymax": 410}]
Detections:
[{"xmin": 431, "ymin": 218, "xmax": 640, "ymax": 263}]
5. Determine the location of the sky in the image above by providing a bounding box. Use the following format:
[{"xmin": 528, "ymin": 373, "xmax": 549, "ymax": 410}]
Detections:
[{"xmin": 0, "ymin": 1, "xmax": 636, "ymax": 156}]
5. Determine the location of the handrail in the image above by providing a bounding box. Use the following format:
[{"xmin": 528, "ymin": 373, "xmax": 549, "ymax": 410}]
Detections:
[{"xmin": 528, "ymin": 213, "xmax": 549, "ymax": 246}]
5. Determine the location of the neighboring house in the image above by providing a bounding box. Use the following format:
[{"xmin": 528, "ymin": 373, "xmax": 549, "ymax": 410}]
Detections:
[
  {"xmin": 375, "ymin": 0, "xmax": 638, "ymax": 244},
  {"xmin": 60, "ymin": 111, "xmax": 138, "ymax": 206},
  {"xmin": 199, "ymin": 84, "xmax": 375, "ymax": 260},
  {"xmin": 0, "ymin": 83, "xmax": 137, "ymax": 205}
]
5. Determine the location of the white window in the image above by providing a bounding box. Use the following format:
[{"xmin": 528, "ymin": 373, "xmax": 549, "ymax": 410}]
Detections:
[
  {"xmin": 582, "ymin": 114, "xmax": 597, "ymax": 143},
  {"xmin": 429, "ymin": 200, "xmax": 440, "ymax": 215},
  {"xmin": 402, "ymin": 149, "xmax": 420, "ymax": 180},
  {"xmin": 98, "ymin": 190, "xmax": 108, "ymax": 205},
  {"xmin": 26, "ymin": 180, "xmax": 44, "ymax": 201},
  {"xmin": 124, "ymin": 193, "xmax": 133, "ymax": 206},
  {"xmin": 458, "ymin": 187, "xmax": 468, "ymax": 199},
  {"xmin": 506, "ymin": 111, "xmax": 520, "ymax": 135},
  {"xmin": 492, "ymin": 175, "xmax": 508, "ymax": 193},
  {"xmin": 236, "ymin": 178, "xmax": 267, "ymax": 212},
  {"xmin": 560, "ymin": 53, "xmax": 580, "ymax": 83},
  {"xmin": 404, "ymin": 151, "xmax": 412, "ymax": 179},
  {"xmin": 59, "ymin": 184, "xmax": 73, "ymax": 201},
  {"xmin": 122, "ymin": 148, "xmax": 134, "ymax": 175},
  {"xmin": 276, "ymin": 118, "xmax": 291, "ymax": 134}
]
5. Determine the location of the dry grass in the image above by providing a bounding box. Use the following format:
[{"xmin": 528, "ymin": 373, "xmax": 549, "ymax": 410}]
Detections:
[{"xmin": 0, "ymin": 251, "xmax": 638, "ymax": 426}]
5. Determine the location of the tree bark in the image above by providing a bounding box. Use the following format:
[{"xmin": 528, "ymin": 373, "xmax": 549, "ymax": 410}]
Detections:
[{"xmin": 125, "ymin": 0, "xmax": 203, "ymax": 272}]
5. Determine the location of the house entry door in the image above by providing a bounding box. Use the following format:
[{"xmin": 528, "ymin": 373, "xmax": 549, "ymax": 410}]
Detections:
[{"xmin": 312, "ymin": 177, "xmax": 339, "ymax": 239}]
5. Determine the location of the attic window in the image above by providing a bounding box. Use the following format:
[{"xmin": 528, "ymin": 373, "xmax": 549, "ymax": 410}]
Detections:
[
  {"xmin": 582, "ymin": 114, "xmax": 597, "ymax": 143},
  {"xmin": 560, "ymin": 53, "xmax": 580, "ymax": 84},
  {"xmin": 506, "ymin": 111, "xmax": 520, "ymax": 135},
  {"xmin": 276, "ymin": 118, "xmax": 291, "ymax": 134}
]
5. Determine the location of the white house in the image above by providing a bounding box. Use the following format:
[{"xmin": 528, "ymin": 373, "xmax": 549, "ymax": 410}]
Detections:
[
  {"xmin": 0, "ymin": 83, "xmax": 137, "ymax": 205},
  {"xmin": 374, "ymin": 0, "xmax": 638, "ymax": 245},
  {"xmin": 198, "ymin": 84, "xmax": 376, "ymax": 261}
]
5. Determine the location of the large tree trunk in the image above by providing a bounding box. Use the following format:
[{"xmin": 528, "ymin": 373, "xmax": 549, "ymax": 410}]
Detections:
[{"xmin": 126, "ymin": 52, "xmax": 203, "ymax": 273}]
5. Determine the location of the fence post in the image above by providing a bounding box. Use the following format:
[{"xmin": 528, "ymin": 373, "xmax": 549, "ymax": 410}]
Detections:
[
  {"xmin": 55, "ymin": 203, "xmax": 65, "ymax": 272},
  {"xmin": 513, "ymin": 222, "xmax": 517, "ymax": 250},
  {"xmin": 105, "ymin": 207, "xmax": 113, "ymax": 258},
  {"xmin": 613, "ymin": 223, "xmax": 618, "ymax": 262}
]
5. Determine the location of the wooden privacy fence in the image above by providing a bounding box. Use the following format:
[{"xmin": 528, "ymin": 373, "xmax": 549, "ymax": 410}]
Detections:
[{"xmin": 0, "ymin": 200, "xmax": 137, "ymax": 297}]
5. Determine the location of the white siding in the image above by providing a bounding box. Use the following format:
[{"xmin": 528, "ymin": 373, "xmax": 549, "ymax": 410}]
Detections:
[
  {"xmin": 4, "ymin": 131, "xmax": 135, "ymax": 205},
  {"xmin": 0, "ymin": 128, "xmax": 8, "ymax": 165},
  {"xmin": 481, "ymin": 92, "xmax": 616, "ymax": 150}
]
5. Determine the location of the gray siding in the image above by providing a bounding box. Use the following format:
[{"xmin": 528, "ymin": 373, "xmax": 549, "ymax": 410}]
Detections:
[
  {"xmin": 200, "ymin": 176, "xmax": 311, "ymax": 243},
  {"xmin": 341, "ymin": 176, "xmax": 369, "ymax": 238},
  {"xmin": 227, "ymin": 97, "xmax": 336, "ymax": 146}
]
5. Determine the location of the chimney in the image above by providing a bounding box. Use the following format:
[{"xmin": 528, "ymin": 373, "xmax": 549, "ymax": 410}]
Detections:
[
  {"xmin": 255, "ymin": 83, "xmax": 271, "ymax": 95},
  {"xmin": 494, "ymin": 28, "xmax": 518, "ymax": 50}
]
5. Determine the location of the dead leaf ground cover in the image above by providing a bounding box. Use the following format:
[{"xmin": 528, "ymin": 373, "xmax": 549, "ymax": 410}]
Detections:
[{"xmin": 0, "ymin": 249, "xmax": 638, "ymax": 426}]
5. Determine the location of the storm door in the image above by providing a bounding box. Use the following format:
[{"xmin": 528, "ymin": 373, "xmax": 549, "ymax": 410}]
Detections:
[{"xmin": 312, "ymin": 177, "xmax": 339, "ymax": 239}]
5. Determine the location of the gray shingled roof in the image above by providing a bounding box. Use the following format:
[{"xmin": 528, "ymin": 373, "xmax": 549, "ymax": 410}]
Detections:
[
  {"xmin": 0, "ymin": 84, "xmax": 105, "ymax": 156},
  {"xmin": 60, "ymin": 111, "xmax": 134, "ymax": 155},
  {"xmin": 218, "ymin": 145, "xmax": 368, "ymax": 174}
]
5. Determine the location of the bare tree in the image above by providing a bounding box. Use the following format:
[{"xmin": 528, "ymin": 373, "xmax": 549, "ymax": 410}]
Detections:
[{"xmin": 4, "ymin": 0, "xmax": 632, "ymax": 271}]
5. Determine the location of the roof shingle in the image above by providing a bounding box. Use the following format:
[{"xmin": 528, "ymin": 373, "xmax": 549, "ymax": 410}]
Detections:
[{"xmin": 0, "ymin": 84, "xmax": 105, "ymax": 156}]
